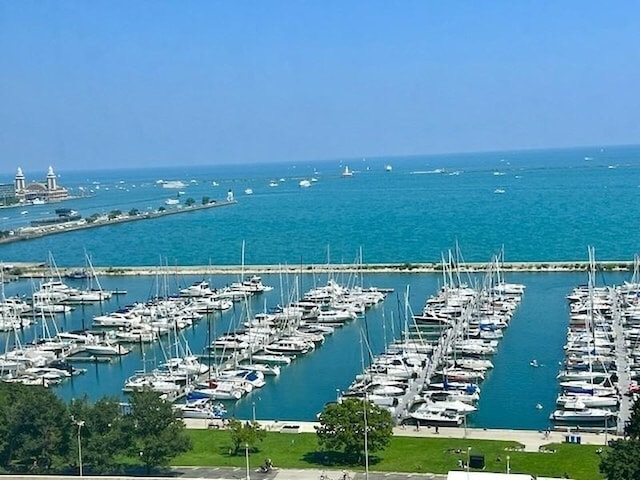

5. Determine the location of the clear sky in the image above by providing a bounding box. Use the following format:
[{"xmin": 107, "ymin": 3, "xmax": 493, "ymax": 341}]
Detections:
[{"xmin": 0, "ymin": 1, "xmax": 638, "ymax": 172}]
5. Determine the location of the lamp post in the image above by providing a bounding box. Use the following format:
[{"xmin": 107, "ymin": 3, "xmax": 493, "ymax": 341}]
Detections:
[
  {"xmin": 463, "ymin": 414, "xmax": 468, "ymax": 438},
  {"xmin": 466, "ymin": 446, "xmax": 471, "ymax": 473},
  {"xmin": 363, "ymin": 395, "xmax": 369, "ymax": 480},
  {"xmin": 506, "ymin": 455, "xmax": 510, "ymax": 474},
  {"xmin": 74, "ymin": 419, "xmax": 85, "ymax": 477},
  {"xmin": 245, "ymin": 443, "xmax": 250, "ymax": 480},
  {"xmin": 252, "ymin": 402, "xmax": 256, "ymax": 423}
]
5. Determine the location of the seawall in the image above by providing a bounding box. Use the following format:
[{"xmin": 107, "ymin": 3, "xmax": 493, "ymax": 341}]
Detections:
[{"xmin": 2, "ymin": 260, "xmax": 636, "ymax": 279}]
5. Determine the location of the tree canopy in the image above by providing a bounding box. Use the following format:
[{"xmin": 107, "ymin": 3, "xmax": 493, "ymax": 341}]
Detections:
[
  {"xmin": 69, "ymin": 396, "xmax": 130, "ymax": 473},
  {"xmin": 0, "ymin": 384, "xmax": 191, "ymax": 475},
  {"xmin": 124, "ymin": 390, "xmax": 192, "ymax": 472},
  {"xmin": 600, "ymin": 396, "xmax": 640, "ymax": 479},
  {"xmin": 316, "ymin": 398, "xmax": 393, "ymax": 464},
  {"xmin": 0, "ymin": 383, "xmax": 71, "ymax": 473},
  {"xmin": 227, "ymin": 419, "xmax": 266, "ymax": 455}
]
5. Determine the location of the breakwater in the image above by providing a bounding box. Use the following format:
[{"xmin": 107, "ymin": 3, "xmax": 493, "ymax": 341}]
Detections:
[
  {"xmin": 3, "ymin": 260, "xmax": 636, "ymax": 279},
  {"xmin": 0, "ymin": 200, "xmax": 237, "ymax": 246}
]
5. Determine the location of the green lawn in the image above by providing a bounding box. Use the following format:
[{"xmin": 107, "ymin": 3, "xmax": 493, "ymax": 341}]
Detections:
[{"xmin": 174, "ymin": 430, "xmax": 605, "ymax": 480}]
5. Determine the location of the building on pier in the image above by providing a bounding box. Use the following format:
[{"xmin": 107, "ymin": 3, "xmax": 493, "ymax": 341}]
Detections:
[{"xmin": 14, "ymin": 166, "xmax": 69, "ymax": 204}]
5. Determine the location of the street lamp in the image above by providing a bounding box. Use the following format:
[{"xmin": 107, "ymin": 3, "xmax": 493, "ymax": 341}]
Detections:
[
  {"xmin": 74, "ymin": 419, "xmax": 85, "ymax": 477},
  {"xmin": 363, "ymin": 395, "xmax": 369, "ymax": 480},
  {"xmin": 466, "ymin": 446, "xmax": 471, "ymax": 473},
  {"xmin": 245, "ymin": 443, "xmax": 250, "ymax": 480},
  {"xmin": 252, "ymin": 402, "xmax": 256, "ymax": 423},
  {"xmin": 506, "ymin": 455, "xmax": 511, "ymax": 474}
]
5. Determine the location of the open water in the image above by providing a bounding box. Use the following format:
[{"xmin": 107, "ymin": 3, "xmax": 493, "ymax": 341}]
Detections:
[{"xmin": 1, "ymin": 144, "xmax": 640, "ymax": 430}]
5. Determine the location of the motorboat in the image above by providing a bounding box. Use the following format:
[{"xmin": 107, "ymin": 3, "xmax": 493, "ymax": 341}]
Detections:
[
  {"xmin": 410, "ymin": 405, "xmax": 464, "ymax": 426},
  {"xmin": 251, "ymin": 353, "xmax": 293, "ymax": 365},
  {"xmin": 180, "ymin": 281, "xmax": 215, "ymax": 297},
  {"xmin": 550, "ymin": 401, "xmax": 616, "ymax": 423},
  {"xmin": 556, "ymin": 393, "xmax": 619, "ymax": 409},
  {"xmin": 190, "ymin": 380, "xmax": 245, "ymax": 400},
  {"xmin": 174, "ymin": 399, "xmax": 227, "ymax": 419},
  {"xmin": 238, "ymin": 362, "xmax": 281, "ymax": 376}
]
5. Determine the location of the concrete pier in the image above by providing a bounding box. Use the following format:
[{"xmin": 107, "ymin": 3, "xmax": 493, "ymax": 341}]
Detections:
[
  {"xmin": 0, "ymin": 200, "xmax": 237, "ymax": 246},
  {"xmin": 613, "ymin": 289, "xmax": 632, "ymax": 435}
]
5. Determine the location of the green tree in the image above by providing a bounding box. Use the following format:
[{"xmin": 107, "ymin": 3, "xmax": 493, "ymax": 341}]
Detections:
[
  {"xmin": 108, "ymin": 210, "xmax": 122, "ymax": 220},
  {"xmin": 69, "ymin": 396, "xmax": 130, "ymax": 474},
  {"xmin": 599, "ymin": 439, "xmax": 640, "ymax": 479},
  {"xmin": 128, "ymin": 208, "xmax": 140, "ymax": 216},
  {"xmin": 124, "ymin": 390, "xmax": 191, "ymax": 473},
  {"xmin": 0, "ymin": 383, "xmax": 71, "ymax": 473},
  {"xmin": 201, "ymin": 196, "xmax": 210, "ymax": 205},
  {"xmin": 184, "ymin": 197, "xmax": 196, "ymax": 207},
  {"xmin": 86, "ymin": 213, "xmax": 100, "ymax": 224},
  {"xmin": 316, "ymin": 398, "xmax": 393, "ymax": 464},
  {"xmin": 600, "ymin": 397, "xmax": 640, "ymax": 479},
  {"xmin": 624, "ymin": 398, "xmax": 640, "ymax": 440},
  {"xmin": 227, "ymin": 419, "xmax": 266, "ymax": 455}
]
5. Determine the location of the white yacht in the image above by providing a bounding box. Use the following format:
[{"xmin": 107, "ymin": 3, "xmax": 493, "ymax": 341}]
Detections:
[
  {"xmin": 180, "ymin": 281, "xmax": 214, "ymax": 297},
  {"xmin": 550, "ymin": 401, "xmax": 616, "ymax": 423}
]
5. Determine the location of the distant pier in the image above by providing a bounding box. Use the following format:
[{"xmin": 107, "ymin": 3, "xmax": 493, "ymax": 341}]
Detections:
[{"xmin": 0, "ymin": 200, "xmax": 236, "ymax": 245}]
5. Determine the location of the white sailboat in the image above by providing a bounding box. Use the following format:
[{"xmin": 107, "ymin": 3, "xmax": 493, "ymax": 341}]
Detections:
[{"xmin": 341, "ymin": 166, "xmax": 353, "ymax": 177}]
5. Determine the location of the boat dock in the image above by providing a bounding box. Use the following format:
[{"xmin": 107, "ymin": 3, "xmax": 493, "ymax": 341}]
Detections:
[
  {"xmin": 65, "ymin": 355, "xmax": 114, "ymax": 363},
  {"xmin": 613, "ymin": 290, "xmax": 633, "ymax": 435},
  {"xmin": 393, "ymin": 295, "xmax": 480, "ymax": 425},
  {"xmin": 555, "ymin": 256, "xmax": 636, "ymax": 436}
]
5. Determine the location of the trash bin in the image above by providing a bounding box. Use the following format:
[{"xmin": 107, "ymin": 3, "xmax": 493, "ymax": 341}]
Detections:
[{"xmin": 469, "ymin": 454, "xmax": 485, "ymax": 469}]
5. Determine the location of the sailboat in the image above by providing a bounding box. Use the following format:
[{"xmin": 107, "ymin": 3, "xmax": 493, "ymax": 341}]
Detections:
[
  {"xmin": 341, "ymin": 166, "xmax": 353, "ymax": 177},
  {"xmin": 553, "ymin": 246, "xmax": 619, "ymax": 425},
  {"xmin": 63, "ymin": 251, "xmax": 113, "ymax": 303}
]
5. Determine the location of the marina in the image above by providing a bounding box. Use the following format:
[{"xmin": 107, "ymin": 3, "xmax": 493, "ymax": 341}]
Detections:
[{"xmin": 1, "ymin": 253, "xmax": 639, "ymax": 432}]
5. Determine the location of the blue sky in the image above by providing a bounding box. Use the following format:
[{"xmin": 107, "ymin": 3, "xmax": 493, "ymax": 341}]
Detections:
[{"xmin": 0, "ymin": 1, "xmax": 638, "ymax": 172}]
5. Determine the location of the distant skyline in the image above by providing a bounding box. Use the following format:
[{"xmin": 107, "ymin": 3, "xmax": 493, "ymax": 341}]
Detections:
[{"xmin": 1, "ymin": 1, "xmax": 639, "ymax": 173}]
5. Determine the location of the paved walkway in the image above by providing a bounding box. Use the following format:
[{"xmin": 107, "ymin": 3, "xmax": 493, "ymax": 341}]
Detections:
[
  {"xmin": 172, "ymin": 466, "xmax": 443, "ymax": 480},
  {"xmin": 184, "ymin": 419, "xmax": 618, "ymax": 453}
]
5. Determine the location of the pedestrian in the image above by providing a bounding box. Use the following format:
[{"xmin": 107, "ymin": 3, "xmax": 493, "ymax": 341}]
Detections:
[{"xmin": 435, "ymin": 425, "xmax": 439, "ymax": 434}]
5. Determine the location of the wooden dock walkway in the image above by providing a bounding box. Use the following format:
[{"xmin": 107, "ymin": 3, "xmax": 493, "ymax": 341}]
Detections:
[
  {"xmin": 613, "ymin": 289, "xmax": 632, "ymax": 435},
  {"xmin": 393, "ymin": 297, "xmax": 476, "ymax": 424}
]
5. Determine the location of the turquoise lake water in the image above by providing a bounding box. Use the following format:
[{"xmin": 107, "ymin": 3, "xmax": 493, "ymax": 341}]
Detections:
[{"xmin": 1, "ymin": 144, "xmax": 639, "ymax": 429}]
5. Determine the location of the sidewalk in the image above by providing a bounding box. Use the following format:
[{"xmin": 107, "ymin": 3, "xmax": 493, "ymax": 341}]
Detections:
[
  {"xmin": 184, "ymin": 419, "xmax": 618, "ymax": 453},
  {"xmin": 172, "ymin": 466, "xmax": 444, "ymax": 480}
]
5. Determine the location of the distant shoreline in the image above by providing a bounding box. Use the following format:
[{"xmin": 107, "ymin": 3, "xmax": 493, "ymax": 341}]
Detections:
[{"xmin": 4, "ymin": 260, "xmax": 635, "ymax": 279}]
